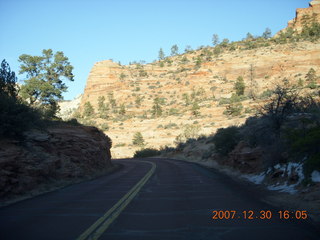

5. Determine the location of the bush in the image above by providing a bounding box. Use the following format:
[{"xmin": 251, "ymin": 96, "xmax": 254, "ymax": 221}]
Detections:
[
  {"xmin": 164, "ymin": 123, "xmax": 179, "ymax": 129},
  {"xmin": 134, "ymin": 148, "xmax": 160, "ymax": 158},
  {"xmin": 132, "ymin": 132, "xmax": 145, "ymax": 146},
  {"xmin": 259, "ymin": 89, "xmax": 273, "ymax": 99},
  {"xmin": 212, "ymin": 126, "xmax": 241, "ymax": 156},
  {"xmin": 66, "ymin": 118, "xmax": 80, "ymax": 126},
  {"xmin": 286, "ymin": 126, "xmax": 320, "ymax": 179},
  {"xmin": 0, "ymin": 94, "xmax": 41, "ymax": 138},
  {"xmin": 99, "ymin": 123, "xmax": 109, "ymax": 131},
  {"xmin": 223, "ymin": 102, "xmax": 243, "ymax": 117},
  {"xmin": 234, "ymin": 76, "xmax": 245, "ymax": 96}
]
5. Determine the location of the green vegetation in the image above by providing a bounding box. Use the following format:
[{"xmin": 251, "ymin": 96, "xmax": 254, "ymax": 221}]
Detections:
[
  {"xmin": 19, "ymin": 49, "xmax": 74, "ymax": 118},
  {"xmin": 212, "ymin": 34, "xmax": 219, "ymax": 46},
  {"xmin": 0, "ymin": 60, "xmax": 41, "ymax": 138},
  {"xmin": 305, "ymin": 68, "xmax": 318, "ymax": 89},
  {"xmin": 191, "ymin": 101, "xmax": 200, "ymax": 116},
  {"xmin": 108, "ymin": 92, "xmax": 117, "ymax": 108},
  {"xmin": 158, "ymin": 48, "xmax": 165, "ymax": 60},
  {"xmin": 99, "ymin": 122, "xmax": 109, "ymax": 131},
  {"xmin": 133, "ymin": 148, "xmax": 160, "ymax": 158},
  {"xmin": 234, "ymin": 76, "xmax": 245, "ymax": 96},
  {"xmin": 223, "ymin": 102, "xmax": 243, "ymax": 117},
  {"xmin": 212, "ymin": 126, "xmax": 241, "ymax": 156},
  {"xmin": 132, "ymin": 132, "xmax": 145, "ymax": 147},
  {"xmin": 119, "ymin": 104, "xmax": 126, "ymax": 115},
  {"xmin": 151, "ymin": 97, "xmax": 162, "ymax": 117},
  {"xmin": 98, "ymin": 96, "xmax": 109, "ymax": 119},
  {"xmin": 83, "ymin": 101, "xmax": 94, "ymax": 117},
  {"xmin": 171, "ymin": 44, "xmax": 179, "ymax": 56},
  {"xmin": 135, "ymin": 95, "xmax": 143, "ymax": 107},
  {"xmin": 219, "ymin": 93, "xmax": 247, "ymax": 105}
]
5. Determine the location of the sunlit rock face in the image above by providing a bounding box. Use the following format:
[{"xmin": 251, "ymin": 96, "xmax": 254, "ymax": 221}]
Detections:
[{"xmin": 283, "ymin": 1, "xmax": 320, "ymax": 33}]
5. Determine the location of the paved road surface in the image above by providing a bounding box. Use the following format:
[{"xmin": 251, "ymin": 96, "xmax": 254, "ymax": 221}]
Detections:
[{"xmin": 0, "ymin": 158, "xmax": 319, "ymax": 240}]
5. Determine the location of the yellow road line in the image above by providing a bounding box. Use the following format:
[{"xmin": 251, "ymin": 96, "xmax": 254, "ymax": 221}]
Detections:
[{"xmin": 76, "ymin": 160, "xmax": 156, "ymax": 240}]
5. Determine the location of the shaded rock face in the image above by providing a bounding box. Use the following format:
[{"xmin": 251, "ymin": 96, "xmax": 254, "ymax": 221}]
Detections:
[
  {"xmin": 229, "ymin": 141, "xmax": 263, "ymax": 174},
  {"xmin": 0, "ymin": 124, "xmax": 112, "ymax": 200}
]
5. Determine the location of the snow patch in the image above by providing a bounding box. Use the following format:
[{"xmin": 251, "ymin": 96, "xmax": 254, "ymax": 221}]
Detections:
[
  {"xmin": 242, "ymin": 162, "xmax": 305, "ymax": 195},
  {"xmin": 267, "ymin": 162, "xmax": 304, "ymax": 194},
  {"xmin": 267, "ymin": 183, "xmax": 298, "ymax": 194},
  {"xmin": 311, "ymin": 170, "xmax": 320, "ymax": 182},
  {"xmin": 243, "ymin": 172, "xmax": 265, "ymax": 184}
]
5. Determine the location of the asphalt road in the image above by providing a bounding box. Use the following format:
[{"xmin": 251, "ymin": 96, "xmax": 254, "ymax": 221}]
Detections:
[{"xmin": 0, "ymin": 158, "xmax": 319, "ymax": 240}]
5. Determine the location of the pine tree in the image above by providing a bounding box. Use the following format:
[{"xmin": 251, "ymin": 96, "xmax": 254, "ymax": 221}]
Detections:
[
  {"xmin": 83, "ymin": 101, "xmax": 94, "ymax": 117},
  {"xmin": 19, "ymin": 49, "xmax": 74, "ymax": 117},
  {"xmin": 158, "ymin": 48, "xmax": 165, "ymax": 60},
  {"xmin": 212, "ymin": 34, "xmax": 219, "ymax": 46},
  {"xmin": 132, "ymin": 132, "xmax": 145, "ymax": 146},
  {"xmin": 171, "ymin": 44, "xmax": 179, "ymax": 56},
  {"xmin": 152, "ymin": 97, "xmax": 162, "ymax": 117}
]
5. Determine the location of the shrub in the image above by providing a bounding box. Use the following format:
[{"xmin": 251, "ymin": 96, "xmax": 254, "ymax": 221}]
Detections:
[
  {"xmin": 99, "ymin": 123, "xmax": 109, "ymax": 131},
  {"xmin": 134, "ymin": 148, "xmax": 160, "ymax": 158},
  {"xmin": 212, "ymin": 126, "xmax": 241, "ymax": 155},
  {"xmin": 259, "ymin": 89, "xmax": 273, "ymax": 99},
  {"xmin": 0, "ymin": 94, "xmax": 41, "ymax": 138},
  {"xmin": 286, "ymin": 126, "xmax": 320, "ymax": 179},
  {"xmin": 223, "ymin": 102, "xmax": 243, "ymax": 117},
  {"xmin": 132, "ymin": 132, "xmax": 145, "ymax": 146},
  {"xmin": 183, "ymin": 124, "xmax": 201, "ymax": 139},
  {"xmin": 168, "ymin": 108, "xmax": 179, "ymax": 116},
  {"xmin": 164, "ymin": 123, "xmax": 178, "ymax": 129},
  {"xmin": 234, "ymin": 76, "xmax": 245, "ymax": 96},
  {"xmin": 66, "ymin": 118, "xmax": 80, "ymax": 126},
  {"xmin": 83, "ymin": 101, "xmax": 94, "ymax": 117}
]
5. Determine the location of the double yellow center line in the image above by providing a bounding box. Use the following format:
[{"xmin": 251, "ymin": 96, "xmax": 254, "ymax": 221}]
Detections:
[{"xmin": 77, "ymin": 160, "xmax": 156, "ymax": 240}]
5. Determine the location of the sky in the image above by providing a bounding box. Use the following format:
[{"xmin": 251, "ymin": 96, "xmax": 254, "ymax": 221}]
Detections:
[{"xmin": 0, "ymin": 0, "xmax": 310, "ymax": 100}]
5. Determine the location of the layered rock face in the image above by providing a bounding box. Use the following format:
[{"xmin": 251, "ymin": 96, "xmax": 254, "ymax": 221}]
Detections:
[
  {"xmin": 78, "ymin": 2, "xmax": 320, "ymax": 158},
  {"xmin": 81, "ymin": 41, "xmax": 320, "ymax": 112},
  {"xmin": 285, "ymin": 0, "xmax": 320, "ymax": 32},
  {"xmin": 0, "ymin": 124, "xmax": 112, "ymax": 201}
]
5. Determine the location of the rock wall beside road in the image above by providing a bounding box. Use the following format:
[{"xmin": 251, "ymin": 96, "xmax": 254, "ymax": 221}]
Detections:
[{"xmin": 0, "ymin": 124, "xmax": 113, "ymax": 203}]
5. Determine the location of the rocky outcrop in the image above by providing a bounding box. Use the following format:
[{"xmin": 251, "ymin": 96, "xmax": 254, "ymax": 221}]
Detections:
[
  {"xmin": 0, "ymin": 124, "xmax": 112, "ymax": 202},
  {"xmin": 57, "ymin": 94, "xmax": 83, "ymax": 120},
  {"xmin": 283, "ymin": 1, "xmax": 320, "ymax": 33},
  {"xmin": 229, "ymin": 141, "xmax": 263, "ymax": 173}
]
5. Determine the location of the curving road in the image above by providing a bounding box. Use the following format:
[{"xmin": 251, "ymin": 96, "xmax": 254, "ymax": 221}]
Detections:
[{"xmin": 0, "ymin": 158, "xmax": 319, "ymax": 240}]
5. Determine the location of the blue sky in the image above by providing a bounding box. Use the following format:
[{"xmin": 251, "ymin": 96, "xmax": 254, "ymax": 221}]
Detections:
[{"xmin": 0, "ymin": 0, "xmax": 310, "ymax": 100}]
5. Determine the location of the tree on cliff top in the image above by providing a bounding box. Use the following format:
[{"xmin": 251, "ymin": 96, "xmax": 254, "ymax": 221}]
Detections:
[
  {"xmin": 158, "ymin": 48, "xmax": 165, "ymax": 60},
  {"xmin": 19, "ymin": 49, "xmax": 74, "ymax": 117},
  {"xmin": 0, "ymin": 60, "xmax": 17, "ymax": 98}
]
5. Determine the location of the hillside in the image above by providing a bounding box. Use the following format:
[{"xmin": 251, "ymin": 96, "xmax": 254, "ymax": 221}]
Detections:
[
  {"xmin": 78, "ymin": 43, "xmax": 319, "ymax": 158},
  {"xmin": 65, "ymin": 1, "xmax": 320, "ymax": 158}
]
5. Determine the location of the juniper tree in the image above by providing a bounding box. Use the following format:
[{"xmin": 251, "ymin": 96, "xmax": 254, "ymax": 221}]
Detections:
[{"xmin": 234, "ymin": 76, "xmax": 245, "ymax": 96}]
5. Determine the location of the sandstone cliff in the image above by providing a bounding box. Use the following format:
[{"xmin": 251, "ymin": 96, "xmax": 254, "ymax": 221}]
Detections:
[
  {"xmin": 281, "ymin": 0, "xmax": 320, "ymax": 33},
  {"xmin": 76, "ymin": 1, "xmax": 320, "ymax": 158},
  {"xmin": 79, "ymin": 40, "xmax": 320, "ymax": 158},
  {"xmin": 0, "ymin": 124, "xmax": 112, "ymax": 204}
]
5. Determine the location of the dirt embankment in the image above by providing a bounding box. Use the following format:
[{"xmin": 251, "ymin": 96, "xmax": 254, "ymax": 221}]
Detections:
[{"xmin": 0, "ymin": 124, "xmax": 113, "ymax": 205}]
